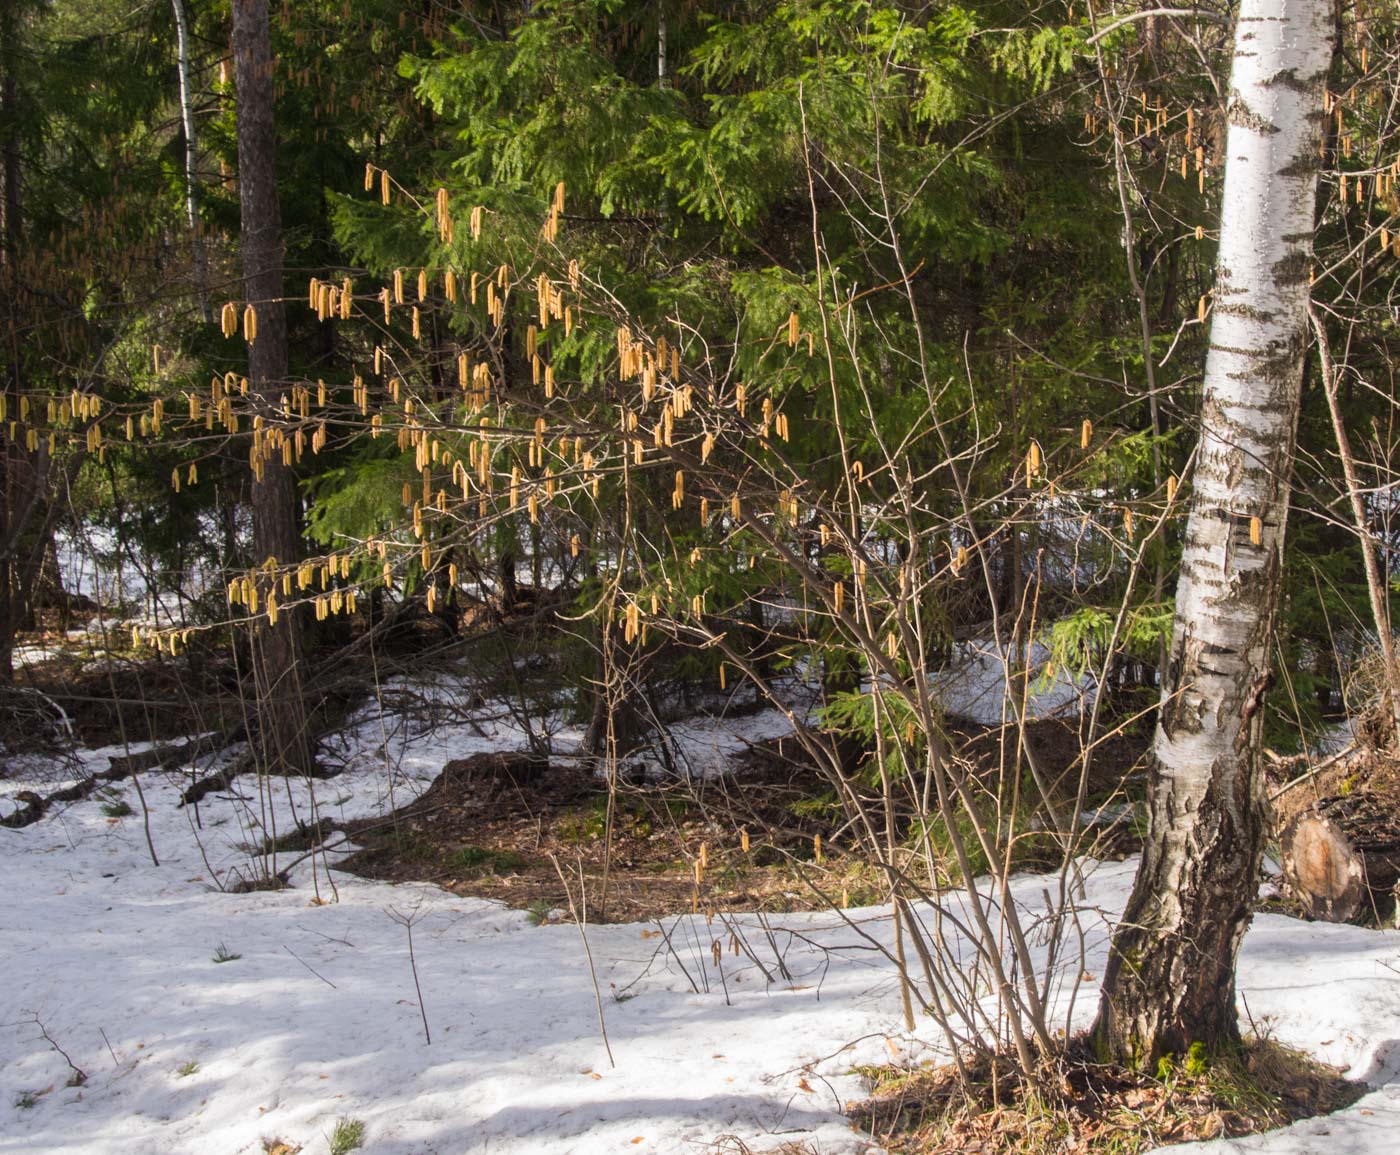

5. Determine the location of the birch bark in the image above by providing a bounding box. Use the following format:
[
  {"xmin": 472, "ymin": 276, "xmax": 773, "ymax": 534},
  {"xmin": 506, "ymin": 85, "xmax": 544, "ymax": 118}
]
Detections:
[
  {"xmin": 1092, "ymin": 0, "xmax": 1332, "ymax": 1064},
  {"xmin": 172, "ymin": 0, "xmax": 209, "ymax": 321}
]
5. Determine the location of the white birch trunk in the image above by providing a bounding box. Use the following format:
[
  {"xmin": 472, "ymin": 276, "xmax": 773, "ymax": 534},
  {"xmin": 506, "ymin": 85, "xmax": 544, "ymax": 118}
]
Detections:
[
  {"xmin": 658, "ymin": 3, "xmax": 669, "ymax": 90},
  {"xmin": 171, "ymin": 0, "xmax": 208, "ymax": 322},
  {"xmin": 1093, "ymin": 0, "xmax": 1332, "ymax": 1064}
]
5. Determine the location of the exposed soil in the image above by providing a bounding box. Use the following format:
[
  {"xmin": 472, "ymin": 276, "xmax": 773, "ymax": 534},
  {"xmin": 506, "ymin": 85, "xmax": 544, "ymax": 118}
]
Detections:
[
  {"xmin": 337, "ymin": 744, "xmax": 869, "ymax": 924},
  {"xmin": 334, "ymin": 718, "xmax": 1152, "ymax": 924}
]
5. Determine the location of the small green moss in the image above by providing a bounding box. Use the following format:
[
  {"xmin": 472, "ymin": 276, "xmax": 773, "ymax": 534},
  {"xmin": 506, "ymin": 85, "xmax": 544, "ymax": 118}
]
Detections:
[{"xmin": 446, "ymin": 845, "xmax": 529, "ymax": 875}]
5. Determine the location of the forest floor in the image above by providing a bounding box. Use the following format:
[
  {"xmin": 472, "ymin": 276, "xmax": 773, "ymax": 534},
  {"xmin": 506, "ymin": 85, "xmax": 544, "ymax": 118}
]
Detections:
[{"xmin": 2, "ymin": 654, "xmax": 1399, "ymax": 1154}]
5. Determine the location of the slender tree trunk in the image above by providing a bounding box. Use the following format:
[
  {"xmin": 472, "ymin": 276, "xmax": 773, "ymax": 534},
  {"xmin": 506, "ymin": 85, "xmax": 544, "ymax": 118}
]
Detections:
[
  {"xmin": 0, "ymin": 7, "xmax": 24, "ymax": 683},
  {"xmin": 1311, "ymin": 311, "xmax": 1400, "ymax": 739},
  {"xmin": 231, "ymin": 0, "xmax": 311, "ymax": 774},
  {"xmin": 657, "ymin": 2, "xmax": 668, "ymax": 90},
  {"xmin": 171, "ymin": 0, "xmax": 209, "ymax": 321},
  {"xmin": 1092, "ymin": 0, "xmax": 1331, "ymax": 1066}
]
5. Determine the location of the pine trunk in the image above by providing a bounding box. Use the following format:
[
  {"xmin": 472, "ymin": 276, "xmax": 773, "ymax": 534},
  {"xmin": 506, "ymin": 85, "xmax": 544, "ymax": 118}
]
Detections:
[
  {"xmin": 0, "ymin": 7, "xmax": 23, "ymax": 684},
  {"xmin": 1092, "ymin": 0, "xmax": 1331, "ymax": 1066},
  {"xmin": 231, "ymin": 0, "xmax": 311, "ymax": 775}
]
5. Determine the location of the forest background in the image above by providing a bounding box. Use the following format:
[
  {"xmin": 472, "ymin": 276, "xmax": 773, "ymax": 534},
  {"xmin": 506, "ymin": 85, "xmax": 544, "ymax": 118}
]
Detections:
[{"xmin": 3, "ymin": 0, "xmax": 1400, "ymax": 1145}]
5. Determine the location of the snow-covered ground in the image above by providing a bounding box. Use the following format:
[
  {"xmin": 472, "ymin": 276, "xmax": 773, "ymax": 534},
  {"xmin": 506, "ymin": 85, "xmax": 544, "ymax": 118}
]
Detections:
[
  {"xmin": 3, "ymin": 697, "xmax": 1399, "ymax": 1154},
  {"xmin": 933, "ymin": 636, "xmax": 1096, "ymax": 725}
]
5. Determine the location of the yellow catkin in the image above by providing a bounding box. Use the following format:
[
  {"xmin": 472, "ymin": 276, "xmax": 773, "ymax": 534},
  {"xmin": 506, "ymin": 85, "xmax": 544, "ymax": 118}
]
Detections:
[
  {"xmin": 364, "ymin": 162, "xmax": 375, "ymax": 192},
  {"xmin": 1249, "ymin": 516, "xmax": 1262, "ymax": 546},
  {"xmin": 394, "ymin": 268, "xmax": 404, "ymax": 305},
  {"xmin": 436, "ymin": 187, "xmax": 450, "ymax": 240},
  {"xmin": 1167, "ymin": 475, "xmax": 1178, "ymax": 503},
  {"xmin": 380, "ymin": 168, "xmax": 391, "ymax": 205},
  {"xmin": 244, "ymin": 304, "xmax": 257, "ymax": 342},
  {"xmin": 417, "ymin": 268, "xmax": 428, "ymax": 301},
  {"xmin": 1081, "ymin": 419, "xmax": 1092, "ymax": 449}
]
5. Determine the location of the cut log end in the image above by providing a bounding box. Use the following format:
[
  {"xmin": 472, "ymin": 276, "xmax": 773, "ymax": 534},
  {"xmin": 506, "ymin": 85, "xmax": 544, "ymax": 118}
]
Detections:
[{"xmin": 1281, "ymin": 813, "xmax": 1367, "ymax": 922}]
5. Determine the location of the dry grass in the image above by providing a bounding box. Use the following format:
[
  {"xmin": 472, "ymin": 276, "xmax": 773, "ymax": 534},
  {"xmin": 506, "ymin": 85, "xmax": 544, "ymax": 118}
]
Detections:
[{"xmin": 846, "ymin": 1037, "xmax": 1363, "ymax": 1154}]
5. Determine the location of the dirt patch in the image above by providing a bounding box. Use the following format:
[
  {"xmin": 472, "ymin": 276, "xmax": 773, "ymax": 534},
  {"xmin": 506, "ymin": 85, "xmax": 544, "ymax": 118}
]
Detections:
[
  {"xmin": 336, "ymin": 747, "xmax": 885, "ymax": 923},
  {"xmin": 333, "ymin": 715, "xmax": 1152, "ymax": 923}
]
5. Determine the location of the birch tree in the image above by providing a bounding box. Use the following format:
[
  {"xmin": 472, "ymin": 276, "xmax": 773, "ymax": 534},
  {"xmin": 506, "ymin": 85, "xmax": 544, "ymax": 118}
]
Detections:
[
  {"xmin": 171, "ymin": 0, "xmax": 208, "ymax": 322},
  {"xmin": 1092, "ymin": 0, "xmax": 1332, "ymax": 1065}
]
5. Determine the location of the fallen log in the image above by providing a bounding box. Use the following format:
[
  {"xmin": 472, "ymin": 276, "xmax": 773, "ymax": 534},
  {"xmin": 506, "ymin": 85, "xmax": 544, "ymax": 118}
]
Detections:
[
  {"xmin": 2, "ymin": 737, "xmax": 221, "ymax": 829},
  {"xmin": 178, "ymin": 749, "xmax": 337, "ymax": 806}
]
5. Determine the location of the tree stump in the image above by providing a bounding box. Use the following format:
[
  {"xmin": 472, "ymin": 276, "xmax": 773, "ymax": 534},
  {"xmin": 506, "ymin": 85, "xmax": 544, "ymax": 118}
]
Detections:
[{"xmin": 1281, "ymin": 788, "xmax": 1400, "ymax": 924}]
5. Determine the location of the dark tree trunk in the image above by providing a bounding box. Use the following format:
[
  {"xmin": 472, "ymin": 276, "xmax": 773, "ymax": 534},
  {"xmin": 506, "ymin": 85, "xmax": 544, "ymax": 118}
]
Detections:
[
  {"xmin": 0, "ymin": 6, "xmax": 22, "ymax": 683},
  {"xmin": 231, "ymin": 0, "xmax": 311, "ymax": 774}
]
